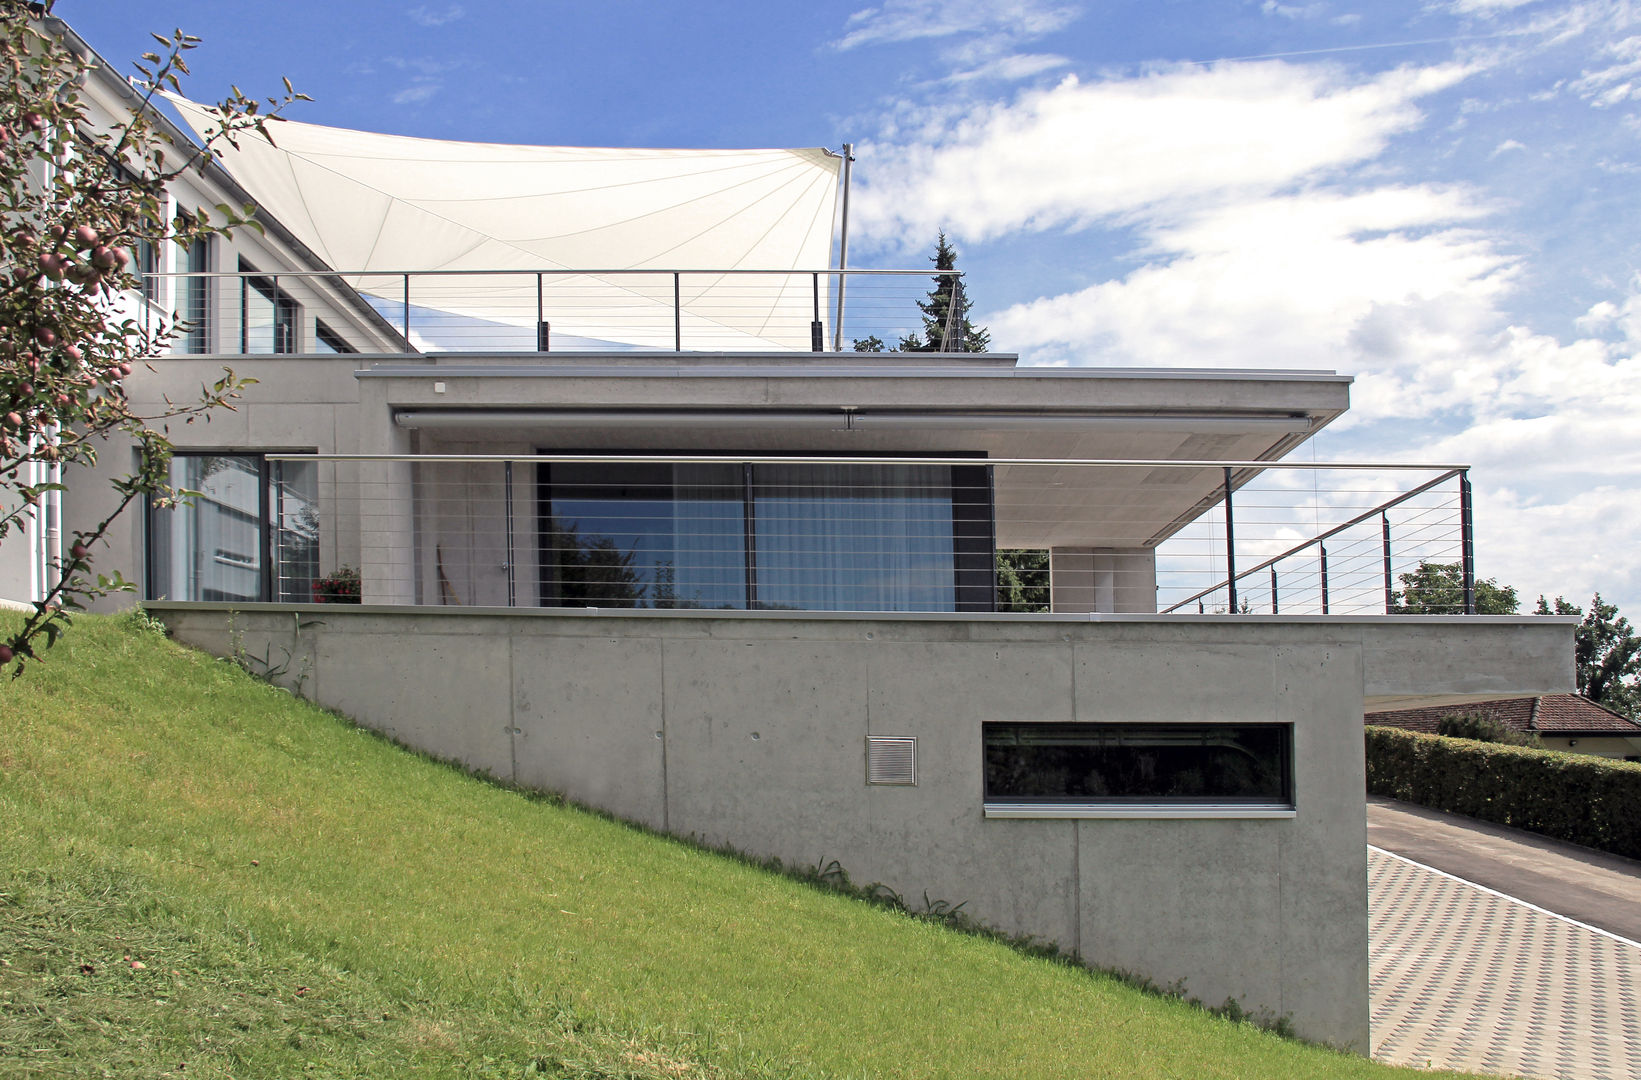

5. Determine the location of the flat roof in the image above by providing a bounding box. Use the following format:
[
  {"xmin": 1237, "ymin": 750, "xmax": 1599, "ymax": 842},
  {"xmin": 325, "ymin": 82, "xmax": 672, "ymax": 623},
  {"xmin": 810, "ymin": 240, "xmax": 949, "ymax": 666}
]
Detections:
[{"xmin": 354, "ymin": 354, "xmax": 1353, "ymax": 383}]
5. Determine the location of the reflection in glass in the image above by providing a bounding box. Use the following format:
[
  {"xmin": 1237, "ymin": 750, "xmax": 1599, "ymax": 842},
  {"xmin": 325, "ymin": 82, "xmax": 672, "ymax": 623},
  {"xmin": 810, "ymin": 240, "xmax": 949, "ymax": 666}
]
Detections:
[
  {"xmin": 242, "ymin": 273, "xmax": 296, "ymax": 354},
  {"xmin": 149, "ymin": 455, "xmax": 263, "ymax": 602},
  {"xmin": 544, "ymin": 464, "xmax": 745, "ymax": 609},
  {"xmin": 272, "ymin": 462, "xmax": 320, "ymax": 602},
  {"xmin": 147, "ymin": 456, "xmax": 319, "ymax": 603},
  {"xmin": 753, "ymin": 464, "xmax": 955, "ymax": 611},
  {"xmin": 541, "ymin": 462, "xmax": 975, "ymax": 612},
  {"xmin": 983, "ymin": 723, "xmax": 1292, "ymax": 804},
  {"xmin": 180, "ymin": 235, "xmax": 209, "ymax": 354}
]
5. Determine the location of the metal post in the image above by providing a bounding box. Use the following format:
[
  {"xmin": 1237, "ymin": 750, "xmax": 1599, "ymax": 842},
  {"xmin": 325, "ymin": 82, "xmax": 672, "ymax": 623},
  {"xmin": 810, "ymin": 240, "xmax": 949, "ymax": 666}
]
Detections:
[
  {"xmin": 1459, "ymin": 470, "xmax": 1475, "ymax": 615},
  {"xmin": 743, "ymin": 462, "xmax": 758, "ymax": 609},
  {"xmin": 940, "ymin": 274, "xmax": 961, "ymax": 352},
  {"xmin": 504, "ymin": 460, "xmax": 515, "ymax": 607},
  {"xmin": 831, "ymin": 142, "xmax": 854, "ymax": 351},
  {"xmin": 1223, "ymin": 466, "xmax": 1238, "ymax": 613},
  {"xmin": 673, "ymin": 272, "xmax": 682, "ymax": 352},
  {"xmin": 1319, "ymin": 545, "xmax": 1330, "ymax": 615},
  {"xmin": 810, "ymin": 272, "xmax": 823, "ymax": 351},
  {"xmin": 536, "ymin": 273, "xmax": 546, "ymax": 351},
  {"xmin": 1382, "ymin": 511, "xmax": 1394, "ymax": 614},
  {"xmin": 402, "ymin": 273, "xmax": 411, "ymax": 343},
  {"xmin": 1270, "ymin": 566, "xmax": 1279, "ymax": 615}
]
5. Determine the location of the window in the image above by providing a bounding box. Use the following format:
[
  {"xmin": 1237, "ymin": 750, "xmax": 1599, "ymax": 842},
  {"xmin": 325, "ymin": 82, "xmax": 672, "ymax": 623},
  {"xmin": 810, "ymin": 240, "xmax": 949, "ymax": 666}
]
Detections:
[
  {"xmin": 147, "ymin": 454, "xmax": 319, "ymax": 602},
  {"xmin": 180, "ymin": 232, "xmax": 210, "ymax": 353},
  {"xmin": 136, "ymin": 234, "xmax": 158, "ymax": 305},
  {"xmin": 240, "ymin": 259, "xmax": 298, "ymax": 354},
  {"xmin": 314, "ymin": 320, "xmax": 355, "ymax": 354},
  {"xmin": 537, "ymin": 460, "xmax": 994, "ymax": 612},
  {"xmin": 982, "ymin": 722, "xmax": 1294, "ymax": 818}
]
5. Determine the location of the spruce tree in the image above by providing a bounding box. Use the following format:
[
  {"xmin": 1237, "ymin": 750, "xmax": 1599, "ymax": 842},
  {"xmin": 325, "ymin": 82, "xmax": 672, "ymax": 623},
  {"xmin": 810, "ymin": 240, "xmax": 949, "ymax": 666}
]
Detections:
[{"xmin": 897, "ymin": 232, "xmax": 990, "ymax": 353}]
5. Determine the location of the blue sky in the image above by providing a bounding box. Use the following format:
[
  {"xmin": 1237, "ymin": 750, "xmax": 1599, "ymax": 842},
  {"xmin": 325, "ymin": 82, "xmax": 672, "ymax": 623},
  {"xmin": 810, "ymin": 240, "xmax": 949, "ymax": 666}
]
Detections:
[{"xmin": 65, "ymin": 0, "xmax": 1641, "ymax": 613}]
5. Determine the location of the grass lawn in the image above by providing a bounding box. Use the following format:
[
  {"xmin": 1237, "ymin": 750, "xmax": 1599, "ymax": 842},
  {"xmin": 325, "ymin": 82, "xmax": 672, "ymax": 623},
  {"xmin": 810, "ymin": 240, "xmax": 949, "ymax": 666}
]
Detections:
[{"xmin": 0, "ymin": 613, "xmax": 1476, "ymax": 1078}]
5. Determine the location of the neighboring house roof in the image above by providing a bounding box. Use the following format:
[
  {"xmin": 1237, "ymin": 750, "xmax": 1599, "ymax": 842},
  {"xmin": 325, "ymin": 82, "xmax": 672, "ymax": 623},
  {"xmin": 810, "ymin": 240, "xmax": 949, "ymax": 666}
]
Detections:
[{"xmin": 1366, "ymin": 694, "xmax": 1641, "ymax": 737}]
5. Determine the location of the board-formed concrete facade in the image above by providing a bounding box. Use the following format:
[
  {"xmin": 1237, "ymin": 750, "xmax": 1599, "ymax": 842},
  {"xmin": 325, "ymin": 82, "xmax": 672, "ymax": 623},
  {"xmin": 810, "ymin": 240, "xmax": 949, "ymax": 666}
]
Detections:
[{"xmin": 149, "ymin": 602, "xmax": 1576, "ymax": 1049}]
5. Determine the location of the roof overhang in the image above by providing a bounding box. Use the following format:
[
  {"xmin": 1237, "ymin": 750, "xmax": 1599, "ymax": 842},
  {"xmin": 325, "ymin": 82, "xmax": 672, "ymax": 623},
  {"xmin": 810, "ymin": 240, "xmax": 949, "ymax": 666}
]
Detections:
[{"xmin": 359, "ymin": 355, "xmax": 1352, "ymax": 549}]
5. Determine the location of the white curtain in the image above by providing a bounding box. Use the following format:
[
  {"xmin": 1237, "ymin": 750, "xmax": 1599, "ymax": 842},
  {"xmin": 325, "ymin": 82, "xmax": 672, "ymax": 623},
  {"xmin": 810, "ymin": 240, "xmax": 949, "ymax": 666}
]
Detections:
[{"xmin": 753, "ymin": 464, "xmax": 955, "ymax": 612}]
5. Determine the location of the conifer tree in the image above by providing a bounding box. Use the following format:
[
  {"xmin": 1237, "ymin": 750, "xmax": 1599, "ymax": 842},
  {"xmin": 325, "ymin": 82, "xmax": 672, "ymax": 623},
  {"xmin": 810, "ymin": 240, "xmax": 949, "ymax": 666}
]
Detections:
[{"xmin": 895, "ymin": 232, "xmax": 990, "ymax": 353}]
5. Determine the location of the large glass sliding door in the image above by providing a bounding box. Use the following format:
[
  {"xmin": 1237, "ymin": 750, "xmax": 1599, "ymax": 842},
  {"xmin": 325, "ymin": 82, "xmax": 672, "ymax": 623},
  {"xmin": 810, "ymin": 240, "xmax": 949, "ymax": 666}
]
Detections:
[
  {"xmin": 147, "ymin": 454, "xmax": 319, "ymax": 602},
  {"xmin": 538, "ymin": 459, "xmax": 994, "ymax": 612}
]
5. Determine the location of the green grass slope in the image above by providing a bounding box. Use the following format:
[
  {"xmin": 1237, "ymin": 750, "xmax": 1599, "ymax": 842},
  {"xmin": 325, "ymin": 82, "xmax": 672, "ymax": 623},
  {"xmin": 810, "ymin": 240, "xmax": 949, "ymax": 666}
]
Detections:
[{"xmin": 1, "ymin": 614, "xmax": 1471, "ymax": 1079}]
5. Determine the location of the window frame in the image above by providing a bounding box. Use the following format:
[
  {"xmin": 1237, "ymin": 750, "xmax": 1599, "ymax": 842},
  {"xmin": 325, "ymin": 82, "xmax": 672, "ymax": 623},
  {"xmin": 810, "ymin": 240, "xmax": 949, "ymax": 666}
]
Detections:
[
  {"xmin": 239, "ymin": 258, "xmax": 300, "ymax": 354},
  {"xmin": 534, "ymin": 455, "xmax": 996, "ymax": 613},
  {"xmin": 981, "ymin": 721, "xmax": 1297, "ymax": 820},
  {"xmin": 145, "ymin": 452, "xmax": 319, "ymax": 603},
  {"xmin": 179, "ymin": 228, "xmax": 211, "ymax": 354},
  {"xmin": 314, "ymin": 319, "xmax": 356, "ymax": 354}
]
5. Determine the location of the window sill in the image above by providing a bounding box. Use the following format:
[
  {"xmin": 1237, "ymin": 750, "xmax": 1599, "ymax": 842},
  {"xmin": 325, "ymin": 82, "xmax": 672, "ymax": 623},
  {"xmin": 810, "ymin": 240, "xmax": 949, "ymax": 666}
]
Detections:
[{"xmin": 983, "ymin": 802, "xmax": 1296, "ymax": 820}]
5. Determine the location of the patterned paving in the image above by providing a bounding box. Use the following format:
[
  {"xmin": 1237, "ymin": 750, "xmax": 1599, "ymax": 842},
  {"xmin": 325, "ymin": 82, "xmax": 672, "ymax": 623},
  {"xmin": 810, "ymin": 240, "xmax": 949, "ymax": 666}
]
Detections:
[{"xmin": 1369, "ymin": 846, "xmax": 1641, "ymax": 1080}]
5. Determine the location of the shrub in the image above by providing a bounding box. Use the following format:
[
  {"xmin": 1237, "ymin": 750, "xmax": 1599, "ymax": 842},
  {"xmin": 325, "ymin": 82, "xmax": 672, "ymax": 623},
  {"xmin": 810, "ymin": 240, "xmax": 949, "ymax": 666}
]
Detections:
[
  {"xmin": 311, "ymin": 566, "xmax": 361, "ymax": 604},
  {"xmin": 1435, "ymin": 711, "xmax": 1543, "ymax": 748},
  {"xmin": 1366, "ymin": 725, "xmax": 1641, "ymax": 859}
]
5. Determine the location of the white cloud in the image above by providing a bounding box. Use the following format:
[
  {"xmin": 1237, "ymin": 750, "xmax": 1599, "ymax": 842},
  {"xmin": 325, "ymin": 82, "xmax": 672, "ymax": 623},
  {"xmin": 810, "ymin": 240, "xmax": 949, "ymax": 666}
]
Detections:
[
  {"xmin": 1488, "ymin": 137, "xmax": 1527, "ymax": 155},
  {"xmin": 835, "ymin": 0, "xmax": 1079, "ymax": 50},
  {"xmin": 1261, "ymin": 1, "xmax": 1326, "ymax": 19},
  {"xmin": 980, "ymin": 185, "xmax": 1512, "ymax": 381},
  {"xmin": 1572, "ymin": 35, "xmax": 1641, "ymax": 105},
  {"xmin": 1444, "ymin": 0, "xmax": 1541, "ymax": 15},
  {"xmin": 1473, "ymin": 483, "xmax": 1641, "ymax": 612},
  {"xmin": 942, "ymin": 53, "xmax": 1072, "ymax": 84},
  {"xmin": 855, "ymin": 60, "xmax": 1473, "ymax": 245},
  {"xmin": 408, "ymin": 4, "xmax": 465, "ymax": 28},
  {"xmin": 392, "ymin": 82, "xmax": 440, "ymax": 105}
]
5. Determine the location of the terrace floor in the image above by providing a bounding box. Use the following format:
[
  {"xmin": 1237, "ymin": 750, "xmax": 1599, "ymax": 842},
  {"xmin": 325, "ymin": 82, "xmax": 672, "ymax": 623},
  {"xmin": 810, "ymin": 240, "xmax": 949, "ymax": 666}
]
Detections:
[{"xmin": 1366, "ymin": 799, "xmax": 1641, "ymax": 1079}]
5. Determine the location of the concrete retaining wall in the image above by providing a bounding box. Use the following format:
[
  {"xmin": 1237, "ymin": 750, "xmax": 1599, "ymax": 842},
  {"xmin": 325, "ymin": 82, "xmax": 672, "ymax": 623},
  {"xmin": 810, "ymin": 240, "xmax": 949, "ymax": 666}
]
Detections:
[{"xmin": 147, "ymin": 603, "xmax": 1577, "ymax": 1050}]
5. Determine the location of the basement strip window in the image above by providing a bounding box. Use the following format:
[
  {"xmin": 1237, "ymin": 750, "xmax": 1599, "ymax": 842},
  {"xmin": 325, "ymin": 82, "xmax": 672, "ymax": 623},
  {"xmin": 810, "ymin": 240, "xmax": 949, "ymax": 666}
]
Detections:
[{"xmin": 982, "ymin": 722, "xmax": 1295, "ymax": 820}]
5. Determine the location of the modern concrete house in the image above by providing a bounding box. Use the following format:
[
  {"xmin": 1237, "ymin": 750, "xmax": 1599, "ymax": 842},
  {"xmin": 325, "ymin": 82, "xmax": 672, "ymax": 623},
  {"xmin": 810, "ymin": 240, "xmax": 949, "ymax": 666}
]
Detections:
[{"xmin": 5, "ymin": 14, "xmax": 1580, "ymax": 1052}]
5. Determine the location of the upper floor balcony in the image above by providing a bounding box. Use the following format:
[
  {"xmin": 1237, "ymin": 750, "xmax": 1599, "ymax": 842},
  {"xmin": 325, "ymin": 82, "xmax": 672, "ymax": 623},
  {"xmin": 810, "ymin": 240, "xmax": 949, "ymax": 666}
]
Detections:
[{"xmin": 134, "ymin": 267, "xmax": 974, "ymax": 357}]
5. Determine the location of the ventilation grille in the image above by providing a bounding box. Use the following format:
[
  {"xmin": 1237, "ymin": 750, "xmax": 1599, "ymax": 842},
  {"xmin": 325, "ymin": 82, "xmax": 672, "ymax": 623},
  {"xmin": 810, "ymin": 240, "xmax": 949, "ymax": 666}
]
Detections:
[{"xmin": 867, "ymin": 736, "xmax": 917, "ymax": 785}]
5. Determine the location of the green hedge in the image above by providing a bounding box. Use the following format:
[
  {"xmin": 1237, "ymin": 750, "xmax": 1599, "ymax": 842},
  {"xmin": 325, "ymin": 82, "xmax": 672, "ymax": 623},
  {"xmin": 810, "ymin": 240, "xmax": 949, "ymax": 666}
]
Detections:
[{"xmin": 1365, "ymin": 725, "xmax": 1641, "ymax": 860}]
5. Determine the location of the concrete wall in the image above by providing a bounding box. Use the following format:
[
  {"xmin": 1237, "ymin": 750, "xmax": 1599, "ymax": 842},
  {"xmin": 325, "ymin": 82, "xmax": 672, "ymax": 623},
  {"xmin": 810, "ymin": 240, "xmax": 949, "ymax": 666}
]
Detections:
[{"xmin": 143, "ymin": 604, "xmax": 1574, "ymax": 1049}]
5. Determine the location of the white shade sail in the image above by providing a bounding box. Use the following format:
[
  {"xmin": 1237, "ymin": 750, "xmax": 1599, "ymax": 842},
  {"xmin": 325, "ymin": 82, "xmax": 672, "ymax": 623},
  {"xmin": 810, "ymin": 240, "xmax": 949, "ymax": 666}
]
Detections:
[{"xmin": 167, "ymin": 95, "xmax": 842, "ymax": 350}]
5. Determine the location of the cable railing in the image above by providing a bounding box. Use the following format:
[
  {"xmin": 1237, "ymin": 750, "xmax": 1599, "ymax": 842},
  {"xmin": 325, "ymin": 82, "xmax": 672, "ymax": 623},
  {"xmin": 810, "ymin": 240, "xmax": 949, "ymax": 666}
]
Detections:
[
  {"xmin": 135, "ymin": 268, "xmax": 972, "ymax": 356},
  {"xmin": 146, "ymin": 453, "xmax": 1481, "ymax": 615}
]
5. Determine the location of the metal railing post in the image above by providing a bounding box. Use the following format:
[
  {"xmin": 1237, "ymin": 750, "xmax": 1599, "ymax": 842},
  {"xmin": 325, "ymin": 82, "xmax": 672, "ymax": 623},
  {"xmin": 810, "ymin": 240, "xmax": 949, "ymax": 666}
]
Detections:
[
  {"xmin": 536, "ymin": 273, "xmax": 548, "ymax": 352},
  {"xmin": 1382, "ymin": 511, "xmax": 1394, "ymax": 613},
  {"xmin": 1460, "ymin": 470, "xmax": 1475, "ymax": 614},
  {"xmin": 402, "ymin": 273, "xmax": 411, "ymax": 343},
  {"xmin": 940, "ymin": 273, "xmax": 960, "ymax": 351},
  {"xmin": 673, "ymin": 272, "xmax": 682, "ymax": 351},
  {"xmin": 811, "ymin": 272, "xmax": 823, "ymax": 352},
  {"xmin": 1270, "ymin": 566, "xmax": 1279, "ymax": 615},
  {"xmin": 1223, "ymin": 466, "xmax": 1238, "ymax": 613},
  {"xmin": 1319, "ymin": 545, "xmax": 1330, "ymax": 615},
  {"xmin": 504, "ymin": 460, "xmax": 515, "ymax": 607}
]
